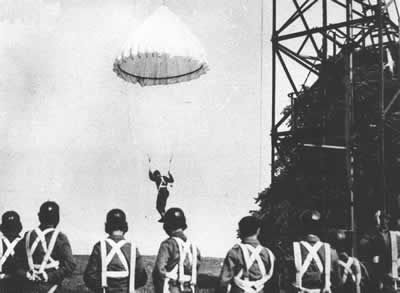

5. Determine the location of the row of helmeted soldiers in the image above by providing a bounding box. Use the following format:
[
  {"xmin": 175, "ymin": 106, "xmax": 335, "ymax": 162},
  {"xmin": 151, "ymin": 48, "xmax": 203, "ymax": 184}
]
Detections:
[{"xmin": 1, "ymin": 204, "xmax": 400, "ymax": 293}]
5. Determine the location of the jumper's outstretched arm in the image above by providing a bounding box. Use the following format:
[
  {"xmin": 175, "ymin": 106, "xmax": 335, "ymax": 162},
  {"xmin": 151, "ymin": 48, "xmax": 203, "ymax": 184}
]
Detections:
[
  {"xmin": 167, "ymin": 171, "xmax": 174, "ymax": 183},
  {"xmin": 148, "ymin": 155, "xmax": 155, "ymax": 181},
  {"xmin": 168, "ymin": 154, "xmax": 173, "ymax": 172}
]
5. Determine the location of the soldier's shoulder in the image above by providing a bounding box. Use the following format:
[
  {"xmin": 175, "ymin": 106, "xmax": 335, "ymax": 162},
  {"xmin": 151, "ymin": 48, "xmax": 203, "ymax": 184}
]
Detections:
[
  {"xmin": 228, "ymin": 243, "xmax": 241, "ymax": 251},
  {"xmin": 160, "ymin": 237, "xmax": 175, "ymax": 247},
  {"xmin": 224, "ymin": 244, "xmax": 241, "ymax": 257},
  {"xmin": 56, "ymin": 231, "xmax": 71, "ymax": 242}
]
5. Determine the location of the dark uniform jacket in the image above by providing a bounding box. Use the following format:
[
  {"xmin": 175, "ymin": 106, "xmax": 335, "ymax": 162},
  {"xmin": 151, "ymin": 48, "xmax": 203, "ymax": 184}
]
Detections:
[
  {"xmin": 149, "ymin": 171, "xmax": 174, "ymax": 189},
  {"xmin": 84, "ymin": 235, "xmax": 147, "ymax": 293},
  {"xmin": 153, "ymin": 231, "xmax": 201, "ymax": 293},
  {"xmin": 282, "ymin": 234, "xmax": 341, "ymax": 293},
  {"xmin": 14, "ymin": 225, "xmax": 76, "ymax": 293},
  {"xmin": 0, "ymin": 234, "xmax": 22, "ymax": 293},
  {"xmin": 359, "ymin": 227, "xmax": 383, "ymax": 293},
  {"xmin": 217, "ymin": 238, "xmax": 277, "ymax": 293},
  {"xmin": 367, "ymin": 229, "xmax": 400, "ymax": 292},
  {"xmin": 338, "ymin": 252, "xmax": 363, "ymax": 293}
]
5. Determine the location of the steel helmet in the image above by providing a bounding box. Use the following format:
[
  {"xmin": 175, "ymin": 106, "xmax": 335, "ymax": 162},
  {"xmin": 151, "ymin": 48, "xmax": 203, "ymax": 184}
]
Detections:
[
  {"xmin": 328, "ymin": 229, "xmax": 348, "ymax": 251},
  {"xmin": 299, "ymin": 209, "xmax": 322, "ymax": 235},
  {"xmin": 38, "ymin": 201, "xmax": 60, "ymax": 226},
  {"xmin": 0, "ymin": 211, "xmax": 22, "ymax": 234},
  {"xmin": 105, "ymin": 209, "xmax": 128, "ymax": 233},
  {"xmin": 162, "ymin": 207, "xmax": 187, "ymax": 231}
]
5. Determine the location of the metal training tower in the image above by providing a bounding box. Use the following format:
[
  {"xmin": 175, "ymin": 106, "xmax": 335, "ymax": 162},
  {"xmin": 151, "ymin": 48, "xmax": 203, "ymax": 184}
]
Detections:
[{"xmin": 271, "ymin": 0, "xmax": 400, "ymax": 249}]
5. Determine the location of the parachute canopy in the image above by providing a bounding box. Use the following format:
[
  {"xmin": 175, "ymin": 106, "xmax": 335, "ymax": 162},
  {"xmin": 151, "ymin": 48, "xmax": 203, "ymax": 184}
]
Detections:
[{"xmin": 113, "ymin": 5, "xmax": 209, "ymax": 87}]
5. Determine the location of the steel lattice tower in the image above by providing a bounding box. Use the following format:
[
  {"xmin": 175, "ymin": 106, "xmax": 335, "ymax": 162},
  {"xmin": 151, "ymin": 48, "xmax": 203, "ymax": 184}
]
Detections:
[{"xmin": 271, "ymin": 0, "xmax": 400, "ymax": 248}]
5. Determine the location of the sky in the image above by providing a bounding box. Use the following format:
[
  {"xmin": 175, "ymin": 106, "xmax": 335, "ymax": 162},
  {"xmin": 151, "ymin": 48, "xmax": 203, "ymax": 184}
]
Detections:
[
  {"xmin": 0, "ymin": 0, "xmax": 384, "ymax": 257},
  {"xmin": 0, "ymin": 0, "xmax": 275, "ymax": 257}
]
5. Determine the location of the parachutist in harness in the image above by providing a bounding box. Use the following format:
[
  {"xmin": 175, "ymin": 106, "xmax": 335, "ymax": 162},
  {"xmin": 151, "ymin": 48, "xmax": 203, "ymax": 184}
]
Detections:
[
  {"xmin": 148, "ymin": 156, "xmax": 174, "ymax": 222},
  {"xmin": 217, "ymin": 216, "xmax": 276, "ymax": 293},
  {"xmin": 0, "ymin": 210, "xmax": 23, "ymax": 292},
  {"xmin": 84, "ymin": 209, "xmax": 148, "ymax": 293},
  {"xmin": 14, "ymin": 201, "xmax": 76, "ymax": 293},
  {"xmin": 153, "ymin": 208, "xmax": 201, "ymax": 293}
]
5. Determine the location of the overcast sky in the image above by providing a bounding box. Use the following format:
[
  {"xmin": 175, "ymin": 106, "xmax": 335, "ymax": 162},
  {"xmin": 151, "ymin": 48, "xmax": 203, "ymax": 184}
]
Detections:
[
  {"xmin": 0, "ymin": 0, "xmax": 278, "ymax": 256},
  {"xmin": 0, "ymin": 0, "xmax": 386, "ymax": 256}
]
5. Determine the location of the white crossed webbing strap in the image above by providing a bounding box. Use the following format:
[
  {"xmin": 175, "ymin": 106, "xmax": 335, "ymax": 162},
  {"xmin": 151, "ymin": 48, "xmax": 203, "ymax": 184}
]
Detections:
[
  {"xmin": 163, "ymin": 237, "xmax": 197, "ymax": 293},
  {"xmin": 293, "ymin": 241, "xmax": 331, "ymax": 292},
  {"xmin": 26, "ymin": 227, "xmax": 60, "ymax": 274},
  {"xmin": 100, "ymin": 238, "xmax": 136, "ymax": 293},
  {"xmin": 158, "ymin": 177, "xmax": 168, "ymax": 190},
  {"xmin": 339, "ymin": 257, "xmax": 355, "ymax": 283},
  {"xmin": 0, "ymin": 234, "xmax": 21, "ymax": 274},
  {"xmin": 233, "ymin": 244, "xmax": 274, "ymax": 293}
]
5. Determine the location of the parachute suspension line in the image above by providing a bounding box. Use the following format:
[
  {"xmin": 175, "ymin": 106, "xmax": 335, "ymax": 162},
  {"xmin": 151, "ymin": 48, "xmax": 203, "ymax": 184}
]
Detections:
[
  {"xmin": 168, "ymin": 153, "xmax": 174, "ymax": 172},
  {"xmin": 258, "ymin": 0, "xmax": 264, "ymax": 190},
  {"xmin": 126, "ymin": 96, "xmax": 136, "ymax": 147}
]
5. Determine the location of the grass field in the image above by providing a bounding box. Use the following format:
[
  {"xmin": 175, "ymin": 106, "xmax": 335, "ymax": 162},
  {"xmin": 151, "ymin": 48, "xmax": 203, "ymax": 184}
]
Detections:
[{"xmin": 60, "ymin": 255, "xmax": 223, "ymax": 293}]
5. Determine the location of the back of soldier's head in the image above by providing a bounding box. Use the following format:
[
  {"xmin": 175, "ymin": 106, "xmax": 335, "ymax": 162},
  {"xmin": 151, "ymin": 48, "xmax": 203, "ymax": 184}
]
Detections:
[
  {"xmin": 38, "ymin": 201, "xmax": 60, "ymax": 227},
  {"xmin": 328, "ymin": 229, "xmax": 348, "ymax": 252},
  {"xmin": 237, "ymin": 216, "xmax": 260, "ymax": 239},
  {"xmin": 0, "ymin": 211, "xmax": 22, "ymax": 235},
  {"xmin": 299, "ymin": 210, "xmax": 322, "ymax": 236},
  {"xmin": 162, "ymin": 208, "xmax": 187, "ymax": 234},
  {"xmin": 105, "ymin": 209, "xmax": 128, "ymax": 234}
]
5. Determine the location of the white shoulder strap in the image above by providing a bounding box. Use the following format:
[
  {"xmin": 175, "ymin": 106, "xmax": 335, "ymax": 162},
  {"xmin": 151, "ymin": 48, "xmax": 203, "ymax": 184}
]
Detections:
[
  {"xmin": 0, "ymin": 235, "xmax": 21, "ymax": 272},
  {"xmin": 100, "ymin": 238, "xmax": 131, "ymax": 290},
  {"xmin": 26, "ymin": 227, "xmax": 60, "ymax": 273},
  {"xmin": 39, "ymin": 228, "xmax": 60, "ymax": 273},
  {"xmin": 265, "ymin": 248, "xmax": 275, "ymax": 279},
  {"xmin": 26, "ymin": 230, "xmax": 34, "ymax": 271},
  {"xmin": 129, "ymin": 242, "xmax": 136, "ymax": 293},
  {"xmin": 172, "ymin": 237, "xmax": 197, "ymax": 287},
  {"xmin": 100, "ymin": 239, "xmax": 107, "ymax": 288},
  {"xmin": 105, "ymin": 238, "xmax": 129, "ymax": 270},
  {"xmin": 324, "ymin": 243, "xmax": 331, "ymax": 290},
  {"xmin": 293, "ymin": 242, "xmax": 302, "ymax": 288},
  {"xmin": 238, "ymin": 244, "xmax": 267, "ymax": 277},
  {"xmin": 233, "ymin": 244, "xmax": 275, "ymax": 293},
  {"xmin": 390, "ymin": 231, "xmax": 400, "ymax": 280},
  {"xmin": 0, "ymin": 235, "xmax": 3, "ymax": 272},
  {"xmin": 293, "ymin": 241, "xmax": 326, "ymax": 290},
  {"xmin": 191, "ymin": 241, "xmax": 198, "ymax": 286},
  {"xmin": 339, "ymin": 257, "xmax": 355, "ymax": 283}
]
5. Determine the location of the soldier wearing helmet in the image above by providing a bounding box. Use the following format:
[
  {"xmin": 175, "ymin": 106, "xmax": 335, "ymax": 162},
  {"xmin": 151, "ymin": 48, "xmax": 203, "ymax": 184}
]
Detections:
[
  {"xmin": 282, "ymin": 210, "xmax": 340, "ymax": 293},
  {"xmin": 148, "ymin": 157, "xmax": 174, "ymax": 222},
  {"xmin": 328, "ymin": 229, "xmax": 365, "ymax": 293},
  {"xmin": 0, "ymin": 210, "xmax": 23, "ymax": 292},
  {"xmin": 84, "ymin": 208, "xmax": 148, "ymax": 293},
  {"xmin": 14, "ymin": 201, "xmax": 76, "ymax": 293},
  {"xmin": 361, "ymin": 210, "xmax": 400, "ymax": 292},
  {"xmin": 216, "ymin": 215, "xmax": 277, "ymax": 293},
  {"xmin": 153, "ymin": 207, "xmax": 201, "ymax": 293}
]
